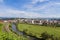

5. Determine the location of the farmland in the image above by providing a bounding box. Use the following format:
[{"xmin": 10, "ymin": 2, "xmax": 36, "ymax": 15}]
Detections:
[{"xmin": 18, "ymin": 23, "xmax": 60, "ymax": 38}]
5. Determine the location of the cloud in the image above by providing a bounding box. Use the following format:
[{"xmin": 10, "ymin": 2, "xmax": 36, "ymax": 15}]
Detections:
[
  {"xmin": 23, "ymin": 1, "xmax": 60, "ymax": 18},
  {"xmin": 39, "ymin": 0, "xmax": 49, "ymax": 2},
  {"xmin": 0, "ymin": 0, "xmax": 60, "ymax": 18},
  {"xmin": 0, "ymin": 5, "xmax": 41, "ymax": 18},
  {"xmin": 0, "ymin": 0, "xmax": 4, "ymax": 3},
  {"xmin": 32, "ymin": 0, "xmax": 49, "ymax": 4},
  {"xmin": 55, "ymin": 2, "xmax": 60, "ymax": 5},
  {"xmin": 23, "ymin": 0, "xmax": 52, "ymax": 11}
]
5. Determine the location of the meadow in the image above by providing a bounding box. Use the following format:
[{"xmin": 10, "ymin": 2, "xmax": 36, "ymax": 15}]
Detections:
[
  {"xmin": 0, "ymin": 22, "xmax": 60, "ymax": 40},
  {"xmin": 0, "ymin": 22, "xmax": 28, "ymax": 40},
  {"xmin": 18, "ymin": 23, "xmax": 60, "ymax": 38}
]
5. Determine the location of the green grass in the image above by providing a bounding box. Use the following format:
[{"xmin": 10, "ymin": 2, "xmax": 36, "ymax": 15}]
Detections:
[
  {"xmin": 0, "ymin": 23, "xmax": 60, "ymax": 40},
  {"xmin": 18, "ymin": 23, "xmax": 60, "ymax": 38},
  {"xmin": 0, "ymin": 23, "xmax": 28, "ymax": 40}
]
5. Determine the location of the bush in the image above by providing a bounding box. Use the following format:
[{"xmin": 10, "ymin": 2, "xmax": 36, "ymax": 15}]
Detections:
[{"xmin": 40, "ymin": 32, "xmax": 60, "ymax": 40}]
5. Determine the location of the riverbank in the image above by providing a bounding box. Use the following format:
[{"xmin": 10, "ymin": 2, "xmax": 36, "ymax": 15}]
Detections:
[
  {"xmin": 1, "ymin": 22, "xmax": 60, "ymax": 40},
  {"xmin": 0, "ymin": 22, "xmax": 28, "ymax": 40},
  {"xmin": 9, "ymin": 23, "xmax": 29, "ymax": 40},
  {"xmin": 17, "ymin": 23, "xmax": 60, "ymax": 38},
  {"xmin": 10, "ymin": 23, "xmax": 39, "ymax": 40}
]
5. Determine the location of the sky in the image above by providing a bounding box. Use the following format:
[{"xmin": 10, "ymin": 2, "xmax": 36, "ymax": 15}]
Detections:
[{"xmin": 0, "ymin": 0, "xmax": 60, "ymax": 18}]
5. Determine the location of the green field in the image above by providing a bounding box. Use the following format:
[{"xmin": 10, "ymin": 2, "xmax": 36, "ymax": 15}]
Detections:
[
  {"xmin": 18, "ymin": 23, "xmax": 60, "ymax": 38},
  {"xmin": 0, "ymin": 23, "xmax": 28, "ymax": 40},
  {"xmin": 0, "ymin": 23, "xmax": 60, "ymax": 40}
]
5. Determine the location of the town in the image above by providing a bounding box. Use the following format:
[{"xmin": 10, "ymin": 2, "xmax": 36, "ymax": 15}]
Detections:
[{"xmin": 1, "ymin": 18, "xmax": 60, "ymax": 27}]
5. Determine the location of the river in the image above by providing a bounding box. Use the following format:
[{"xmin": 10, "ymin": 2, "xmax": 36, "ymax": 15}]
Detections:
[{"xmin": 11, "ymin": 23, "xmax": 41, "ymax": 40}]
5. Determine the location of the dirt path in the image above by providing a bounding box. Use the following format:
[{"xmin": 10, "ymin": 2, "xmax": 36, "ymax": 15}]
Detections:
[{"xmin": 3, "ymin": 22, "xmax": 10, "ymax": 32}]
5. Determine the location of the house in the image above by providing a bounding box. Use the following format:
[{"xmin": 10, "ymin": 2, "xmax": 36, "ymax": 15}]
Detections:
[
  {"xmin": 4, "ymin": 20, "xmax": 8, "ymax": 23},
  {"xmin": 17, "ymin": 18, "xmax": 60, "ymax": 25},
  {"xmin": 31, "ymin": 19, "xmax": 43, "ymax": 25}
]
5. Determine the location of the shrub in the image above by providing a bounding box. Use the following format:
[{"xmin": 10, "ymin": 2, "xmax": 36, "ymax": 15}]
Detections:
[{"xmin": 40, "ymin": 32, "xmax": 60, "ymax": 40}]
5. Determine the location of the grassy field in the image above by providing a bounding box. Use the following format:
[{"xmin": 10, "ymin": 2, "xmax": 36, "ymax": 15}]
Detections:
[
  {"xmin": 0, "ymin": 23, "xmax": 60, "ymax": 40},
  {"xmin": 18, "ymin": 23, "xmax": 60, "ymax": 38},
  {"xmin": 0, "ymin": 22, "xmax": 28, "ymax": 40}
]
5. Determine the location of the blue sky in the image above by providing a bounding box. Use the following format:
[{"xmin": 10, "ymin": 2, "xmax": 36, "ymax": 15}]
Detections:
[{"xmin": 0, "ymin": 0, "xmax": 60, "ymax": 18}]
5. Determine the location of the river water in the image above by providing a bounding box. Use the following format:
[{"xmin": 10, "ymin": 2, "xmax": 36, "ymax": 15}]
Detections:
[
  {"xmin": 11, "ymin": 23, "xmax": 41, "ymax": 40},
  {"xmin": 11, "ymin": 23, "xmax": 24, "ymax": 35}
]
